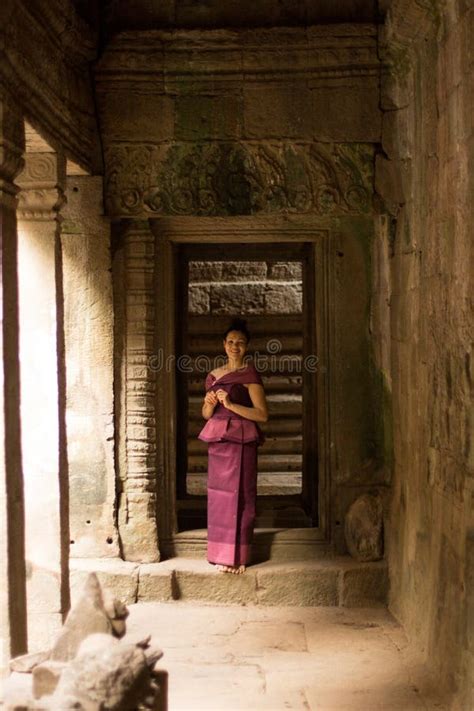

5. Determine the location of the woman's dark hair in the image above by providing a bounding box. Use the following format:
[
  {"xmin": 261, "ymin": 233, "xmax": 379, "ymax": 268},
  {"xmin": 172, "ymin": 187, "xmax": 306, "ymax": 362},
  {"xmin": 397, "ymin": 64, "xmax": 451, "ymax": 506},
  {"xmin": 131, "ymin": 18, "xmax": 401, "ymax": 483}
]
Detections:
[{"xmin": 223, "ymin": 318, "xmax": 250, "ymax": 343}]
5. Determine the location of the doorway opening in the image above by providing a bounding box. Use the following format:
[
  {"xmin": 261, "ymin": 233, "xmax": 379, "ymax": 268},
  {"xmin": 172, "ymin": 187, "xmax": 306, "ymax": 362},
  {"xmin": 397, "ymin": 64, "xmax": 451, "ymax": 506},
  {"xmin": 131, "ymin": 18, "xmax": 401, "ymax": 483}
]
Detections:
[{"xmin": 175, "ymin": 243, "xmax": 318, "ymax": 533}]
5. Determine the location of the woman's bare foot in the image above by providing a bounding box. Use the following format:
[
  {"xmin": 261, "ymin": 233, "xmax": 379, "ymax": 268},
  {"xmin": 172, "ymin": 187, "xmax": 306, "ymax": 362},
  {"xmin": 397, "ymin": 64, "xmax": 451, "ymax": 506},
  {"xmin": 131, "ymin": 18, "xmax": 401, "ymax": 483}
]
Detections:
[{"xmin": 216, "ymin": 564, "xmax": 246, "ymax": 574}]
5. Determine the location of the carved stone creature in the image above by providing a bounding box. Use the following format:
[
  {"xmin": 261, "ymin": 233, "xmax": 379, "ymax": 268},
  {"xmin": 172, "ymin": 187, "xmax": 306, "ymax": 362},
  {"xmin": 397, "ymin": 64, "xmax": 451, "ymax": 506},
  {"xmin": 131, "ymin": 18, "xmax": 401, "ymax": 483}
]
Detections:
[
  {"xmin": 6, "ymin": 575, "xmax": 165, "ymax": 711},
  {"xmin": 50, "ymin": 573, "xmax": 129, "ymax": 662},
  {"xmin": 344, "ymin": 493, "xmax": 384, "ymax": 562},
  {"xmin": 49, "ymin": 634, "xmax": 164, "ymax": 710}
]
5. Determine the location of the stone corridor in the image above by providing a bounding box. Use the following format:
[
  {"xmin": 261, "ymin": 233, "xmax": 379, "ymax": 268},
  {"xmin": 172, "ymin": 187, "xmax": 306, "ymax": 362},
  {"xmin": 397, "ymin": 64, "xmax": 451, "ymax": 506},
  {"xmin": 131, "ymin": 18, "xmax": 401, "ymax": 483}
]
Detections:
[{"xmin": 1, "ymin": 0, "xmax": 472, "ymax": 709}]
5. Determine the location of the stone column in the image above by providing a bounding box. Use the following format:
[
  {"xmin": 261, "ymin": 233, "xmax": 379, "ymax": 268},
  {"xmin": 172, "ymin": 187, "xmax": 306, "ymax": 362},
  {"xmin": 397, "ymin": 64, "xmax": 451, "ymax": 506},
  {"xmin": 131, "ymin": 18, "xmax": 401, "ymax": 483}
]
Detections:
[
  {"xmin": 16, "ymin": 150, "xmax": 69, "ymax": 651},
  {"xmin": 0, "ymin": 97, "xmax": 27, "ymax": 667},
  {"xmin": 62, "ymin": 175, "xmax": 118, "ymax": 559},
  {"xmin": 116, "ymin": 220, "xmax": 159, "ymax": 562}
]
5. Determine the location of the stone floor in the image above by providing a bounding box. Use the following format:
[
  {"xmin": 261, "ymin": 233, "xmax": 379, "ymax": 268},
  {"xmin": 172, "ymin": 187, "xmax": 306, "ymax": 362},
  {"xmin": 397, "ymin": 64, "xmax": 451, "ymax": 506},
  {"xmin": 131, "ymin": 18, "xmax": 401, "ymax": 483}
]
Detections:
[{"xmin": 126, "ymin": 601, "xmax": 448, "ymax": 711}]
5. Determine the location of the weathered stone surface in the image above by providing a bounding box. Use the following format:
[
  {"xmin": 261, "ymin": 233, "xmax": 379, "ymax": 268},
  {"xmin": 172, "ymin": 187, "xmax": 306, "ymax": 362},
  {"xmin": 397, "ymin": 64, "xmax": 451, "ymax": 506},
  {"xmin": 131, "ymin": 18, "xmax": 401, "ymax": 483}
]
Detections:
[
  {"xmin": 340, "ymin": 564, "xmax": 389, "ymax": 607},
  {"xmin": 210, "ymin": 283, "xmax": 265, "ymax": 314},
  {"xmin": 244, "ymin": 84, "xmax": 313, "ymax": 139},
  {"xmin": 176, "ymin": 94, "xmax": 241, "ymax": 140},
  {"xmin": 173, "ymin": 566, "xmax": 258, "ymax": 604},
  {"xmin": 98, "ymin": 91, "xmax": 174, "ymax": 142},
  {"xmin": 62, "ymin": 177, "xmax": 118, "ymax": 559},
  {"xmin": 50, "ymin": 574, "xmax": 113, "ymax": 662},
  {"xmin": 265, "ymin": 284, "xmax": 302, "ymax": 314},
  {"xmin": 374, "ymin": 154, "xmax": 407, "ymax": 212},
  {"xmin": 32, "ymin": 660, "xmax": 67, "ymax": 699},
  {"xmin": 311, "ymin": 85, "xmax": 381, "ymax": 142},
  {"xmin": 69, "ymin": 559, "xmax": 139, "ymax": 606},
  {"xmin": 103, "ymin": 141, "xmax": 374, "ymax": 217},
  {"xmin": 220, "ymin": 261, "xmax": 267, "ymax": 281},
  {"xmin": 137, "ymin": 564, "xmax": 174, "ymax": 602},
  {"xmin": 51, "ymin": 634, "xmax": 158, "ymax": 710},
  {"xmin": 377, "ymin": 5, "xmax": 473, "ymax": 708},
  {"xmin": 188, "ymin": 284, "xmax": 210, "ymax": 314},
  {"xmin": 267, "ymin": 262, "xmax": 302, "ymax": 280},
  {"xmin": 189, "ymin": 261, "xmax": 223, "ymax": 282},
  {"xmin": 344, "ymin": 494, "xmax": 384, "ymax": 562},
  {"xmin": 256, "ymin": 567, "xmax": 339, "ymax": 606},
  {"xmin": 9, "ymin": 650, "xmax": 50, "ymax": 674}
]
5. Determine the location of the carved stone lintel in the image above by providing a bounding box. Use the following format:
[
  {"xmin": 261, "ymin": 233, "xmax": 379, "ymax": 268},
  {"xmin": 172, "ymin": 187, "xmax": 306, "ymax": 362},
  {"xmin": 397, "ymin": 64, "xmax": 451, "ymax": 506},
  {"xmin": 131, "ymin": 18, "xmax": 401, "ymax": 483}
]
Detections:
[
  {"xmin": 105, "ymin": 141, "xmax": 374, "ymax": 218},
  {"xmin": 17, "ymin": 152, "xmax": 67, "ymax": 221}
]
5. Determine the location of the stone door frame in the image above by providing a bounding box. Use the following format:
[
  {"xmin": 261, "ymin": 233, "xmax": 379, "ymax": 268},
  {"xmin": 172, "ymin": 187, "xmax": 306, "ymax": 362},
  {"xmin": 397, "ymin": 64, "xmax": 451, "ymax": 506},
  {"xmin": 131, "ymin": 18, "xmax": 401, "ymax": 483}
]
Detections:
[{"xmin": 150, "ymin": 215, "xmax": 335, "ymax": 557}]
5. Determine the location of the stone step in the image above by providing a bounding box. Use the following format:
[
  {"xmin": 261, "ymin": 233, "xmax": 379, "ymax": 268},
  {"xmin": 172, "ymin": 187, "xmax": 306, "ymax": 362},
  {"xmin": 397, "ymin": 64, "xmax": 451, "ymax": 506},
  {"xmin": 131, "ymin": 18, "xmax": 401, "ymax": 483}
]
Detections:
[{"xmin": 69, "ymin": 556, "xmax": 388, "ymax": 609}]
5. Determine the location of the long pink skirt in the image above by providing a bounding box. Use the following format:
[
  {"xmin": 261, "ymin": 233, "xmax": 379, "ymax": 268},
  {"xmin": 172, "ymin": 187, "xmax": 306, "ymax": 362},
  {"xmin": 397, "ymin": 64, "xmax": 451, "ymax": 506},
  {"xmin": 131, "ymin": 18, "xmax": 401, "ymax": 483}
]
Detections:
[{"xmin": 207, "ymin": 441, "xmax": 257, "ymax": 566}]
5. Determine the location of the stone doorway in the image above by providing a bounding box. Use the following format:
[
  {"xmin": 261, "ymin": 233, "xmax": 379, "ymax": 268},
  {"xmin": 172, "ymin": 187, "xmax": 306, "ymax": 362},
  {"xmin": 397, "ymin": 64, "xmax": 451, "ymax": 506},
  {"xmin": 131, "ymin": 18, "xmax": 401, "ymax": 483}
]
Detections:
[
  {"xmin": 176, "ymin": 243, "xmax": 316, "ymax": 532},
  {"xmin": 150, "ymin": 218, "xmax": 333, "ymax": 559}
]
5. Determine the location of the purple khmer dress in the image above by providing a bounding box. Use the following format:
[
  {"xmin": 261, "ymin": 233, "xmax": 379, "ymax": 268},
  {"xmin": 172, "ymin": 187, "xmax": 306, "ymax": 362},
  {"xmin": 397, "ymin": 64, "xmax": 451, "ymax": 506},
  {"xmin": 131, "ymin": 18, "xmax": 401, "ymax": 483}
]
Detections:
[{"xmin": 198, "ymin": 363, "xmax": 265, "ymax": 567}]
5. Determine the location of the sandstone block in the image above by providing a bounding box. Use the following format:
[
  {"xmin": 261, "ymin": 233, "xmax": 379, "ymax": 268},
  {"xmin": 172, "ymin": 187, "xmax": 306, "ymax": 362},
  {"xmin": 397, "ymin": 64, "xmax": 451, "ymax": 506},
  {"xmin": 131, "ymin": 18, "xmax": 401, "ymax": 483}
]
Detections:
[
  {"xmin": 176, "ymin": 94, "xmax": 242, "ymax": 140},
  {"xmin": 267, "ymin": 261, "xmax": 303, "ymax": 280},
  {"xmin": 311, "ymin": 85, "xmax": 381, "ymax": 142},
  {"xmin": 189, "ymin": 261, "xmax": 223, "ymax": 282},
  {"xmin": 173, "ymin": 567, "xmax": 258, "ymax": 604},
  {"xmin": 380, "ymin": 70, "xmax": 413, "ymax": 111},
  {"xmin": 256, "ymin": 567, "xmax": 338, "ymax": 606},
  {"xmin": 69, "ymin": 558, "xmax": 139, "ymax": 606},
  {"xmin": 210, "ymin": 283, "xmax": 265, "ymax": 314},
  {"xmin": 265, "ymin": 284, "xmax": 302, "ymax": 313},
  {"xmin": 138, "ymin": 564, "xmax": 174, "ymax": 602},
  {"xmin": 340, "ymin": 564, "xmax": 389, "ymax": 607},
  {"xmin": 344, "ymin": 493, "xmax": 384, "ymax": 562},
  {"xmin": 244, "ymin": 84, "xmax": 313, "ymax": 139},
  {"xmin": 382, "ymin": 107, "xmax": 413, "ymax": 160},
  {"xmin": 97, "ymin": 91, "xmax": 174, "ymax": 142},
  {"xmin": 375, "ymin": 155, "xmax": 409, "ymax": 213},
  {"xmin": 188, "ymin": 284, "xmax": 210, "ymax": 314},
  {"xmin": 220, "ymin": 261, "xmax": 267, "ymax": 281}
]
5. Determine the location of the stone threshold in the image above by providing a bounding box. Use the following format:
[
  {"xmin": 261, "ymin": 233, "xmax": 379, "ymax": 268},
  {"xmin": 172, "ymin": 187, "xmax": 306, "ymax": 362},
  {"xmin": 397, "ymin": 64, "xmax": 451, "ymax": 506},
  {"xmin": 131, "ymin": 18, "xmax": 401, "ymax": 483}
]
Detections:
[
  {"xmin": 164, "ymin": 527, "xmax": 332, "ymax": 561},
  {"xmin": 69, "ymin": 556, "xmax": 388, "ymax": 609}
]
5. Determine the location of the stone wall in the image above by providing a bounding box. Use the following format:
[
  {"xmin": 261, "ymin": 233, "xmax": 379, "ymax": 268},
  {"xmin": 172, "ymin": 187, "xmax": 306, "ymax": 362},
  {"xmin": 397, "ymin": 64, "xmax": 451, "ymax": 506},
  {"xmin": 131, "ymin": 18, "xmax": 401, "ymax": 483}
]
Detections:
[
  {"xmin": 95, "ymin": 25, "xmax": 380, "ymax": 219},
  {"xmin": 0, "ymin": 0, "xmax": 100, "ymax": 173},
  {"xmin": 376, "ymin": 1, "xmax": 473, "ymax": 707},
  {"xmin": 96, "ymin": 24, "xmax": 389, "ymax": 556},
  {"xmin": 188, "ymin": 260, "xmax": 302, "ymax": 315}
]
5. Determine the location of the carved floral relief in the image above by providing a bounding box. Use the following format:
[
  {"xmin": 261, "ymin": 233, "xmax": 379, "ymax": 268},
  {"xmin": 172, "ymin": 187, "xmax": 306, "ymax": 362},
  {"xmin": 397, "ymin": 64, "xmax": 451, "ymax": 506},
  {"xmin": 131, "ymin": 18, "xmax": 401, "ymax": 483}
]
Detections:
[{"xmin": 104, "ymin": 141, "xmax": 374, "ymax": 217}]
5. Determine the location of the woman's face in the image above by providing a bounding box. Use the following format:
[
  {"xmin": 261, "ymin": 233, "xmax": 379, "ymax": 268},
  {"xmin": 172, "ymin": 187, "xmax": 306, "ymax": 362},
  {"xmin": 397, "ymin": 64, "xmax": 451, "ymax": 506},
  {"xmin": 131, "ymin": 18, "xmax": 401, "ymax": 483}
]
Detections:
[{"xmin": 223, "ymin": 330, "xmax": 248, "ymax": 361}]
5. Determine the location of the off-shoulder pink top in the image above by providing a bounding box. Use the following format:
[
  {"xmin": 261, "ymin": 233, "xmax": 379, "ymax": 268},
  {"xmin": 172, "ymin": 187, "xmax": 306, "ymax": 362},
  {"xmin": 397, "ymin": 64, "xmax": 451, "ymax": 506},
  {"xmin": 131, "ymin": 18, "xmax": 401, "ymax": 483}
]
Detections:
[{"xmin": 198, "ymin": 363, "xmax": 265, "ymax": 445}]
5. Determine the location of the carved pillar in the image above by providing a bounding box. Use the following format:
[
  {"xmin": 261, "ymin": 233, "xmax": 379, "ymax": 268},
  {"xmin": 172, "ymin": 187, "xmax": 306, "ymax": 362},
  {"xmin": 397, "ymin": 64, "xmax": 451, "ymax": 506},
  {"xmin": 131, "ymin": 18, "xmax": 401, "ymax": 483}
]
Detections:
[
  {"xmin": 61, "ymin": 176, "xmax": 118, "ymax": 558},
  {"xmin": 0, "ymin": 96, "xmax": 27, "ymax": 666},
  {"xmin": 16, "ymin": 150, "xmax": 69, "ymax": 651},
  {"xmin": 116, "ymin": 219, "xmax": 159, "ymax": 562}
]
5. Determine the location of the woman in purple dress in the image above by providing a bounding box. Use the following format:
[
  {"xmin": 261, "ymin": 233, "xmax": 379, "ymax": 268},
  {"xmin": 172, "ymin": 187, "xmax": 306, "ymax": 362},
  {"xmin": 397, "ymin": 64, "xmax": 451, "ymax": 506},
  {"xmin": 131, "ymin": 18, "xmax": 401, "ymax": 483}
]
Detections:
[{"xmin": 198, "ymin": 318, "xmax": 268, "ymax": 574}]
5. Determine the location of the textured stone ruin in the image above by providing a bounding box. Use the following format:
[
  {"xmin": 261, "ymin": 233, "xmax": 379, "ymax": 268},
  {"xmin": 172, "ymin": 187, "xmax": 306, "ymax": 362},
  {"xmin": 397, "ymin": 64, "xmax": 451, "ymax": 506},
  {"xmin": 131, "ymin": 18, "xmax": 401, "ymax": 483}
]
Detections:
[
  {"xmin": 6, "ymin": 574, "xmax": 166, "ymax": 711},
  {"xmin": 0, "ymin": 1, "xmax": 472, "ymax": 709}
]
